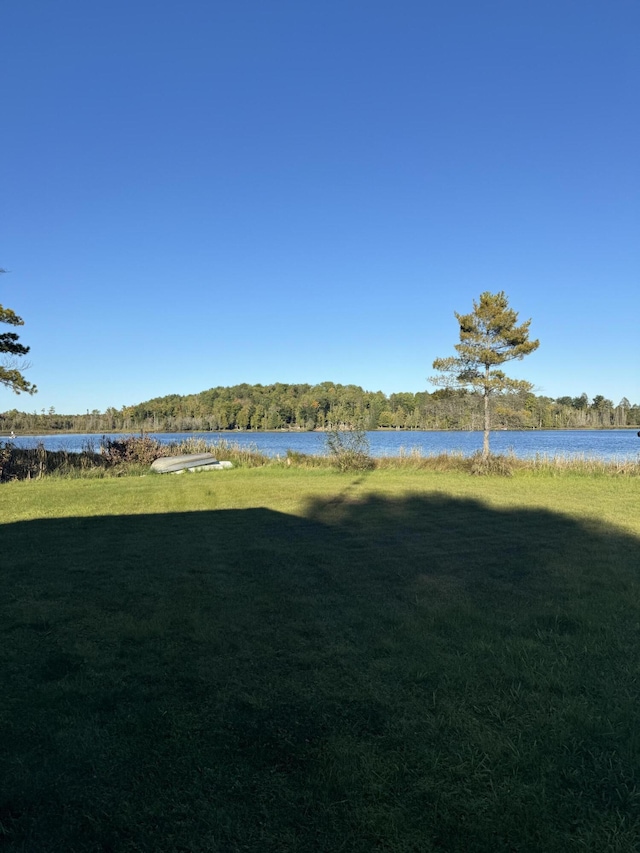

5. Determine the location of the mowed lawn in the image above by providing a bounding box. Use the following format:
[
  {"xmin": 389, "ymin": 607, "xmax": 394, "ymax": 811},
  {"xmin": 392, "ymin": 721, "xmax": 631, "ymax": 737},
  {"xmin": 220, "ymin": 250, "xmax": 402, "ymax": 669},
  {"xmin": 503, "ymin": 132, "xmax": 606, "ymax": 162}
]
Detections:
[{"xmin": 1, "ymin": 469, "xmax": 639, "ymax": 852}]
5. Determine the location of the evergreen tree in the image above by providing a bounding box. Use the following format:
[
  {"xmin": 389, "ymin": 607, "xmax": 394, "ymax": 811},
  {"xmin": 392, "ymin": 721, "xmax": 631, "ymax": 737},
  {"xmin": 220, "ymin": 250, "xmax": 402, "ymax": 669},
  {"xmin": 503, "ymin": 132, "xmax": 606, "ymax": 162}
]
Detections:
[
  {"xmin": 431, "ymin": 291, "xmax": 539, "ymax": 458},
  {"xmin": 1, "ymin": 269, "xmax": 37, "ymax": 395}
]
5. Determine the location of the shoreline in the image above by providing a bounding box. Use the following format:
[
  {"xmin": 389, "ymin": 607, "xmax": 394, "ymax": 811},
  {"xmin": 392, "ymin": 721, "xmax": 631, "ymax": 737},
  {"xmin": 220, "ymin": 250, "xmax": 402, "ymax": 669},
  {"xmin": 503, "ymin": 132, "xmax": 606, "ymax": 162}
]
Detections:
[{"xmin": 3, "ymin": 426, "xmax": 640, "ymax": 438}]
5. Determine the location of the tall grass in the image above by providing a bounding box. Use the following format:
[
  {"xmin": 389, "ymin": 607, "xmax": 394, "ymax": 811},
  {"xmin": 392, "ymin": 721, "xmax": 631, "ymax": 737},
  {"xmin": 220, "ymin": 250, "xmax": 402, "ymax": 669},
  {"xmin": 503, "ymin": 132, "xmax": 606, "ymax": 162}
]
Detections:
[
  {"xmin": 167, "ymin": 436, "xmax": 269, "ymax": 468},
  {"xmin": 377, "ymin": 448, "xmax": 640, "ymax": 476},
  {"xmin": 527, "ymin": 451, "xmax": 640, "ymax": 475},
  {"xmin": 0, "ymin": 441, "xmax": 106, "ymax": 481}
]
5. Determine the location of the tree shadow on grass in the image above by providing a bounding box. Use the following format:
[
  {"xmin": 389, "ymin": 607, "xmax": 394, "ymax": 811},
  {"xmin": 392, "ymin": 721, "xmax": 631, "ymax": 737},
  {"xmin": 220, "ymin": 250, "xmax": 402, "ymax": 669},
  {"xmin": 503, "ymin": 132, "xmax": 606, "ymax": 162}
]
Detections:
[{"xmin": 1, "ymin": 493, "xmax": 639, "ymax": 852}]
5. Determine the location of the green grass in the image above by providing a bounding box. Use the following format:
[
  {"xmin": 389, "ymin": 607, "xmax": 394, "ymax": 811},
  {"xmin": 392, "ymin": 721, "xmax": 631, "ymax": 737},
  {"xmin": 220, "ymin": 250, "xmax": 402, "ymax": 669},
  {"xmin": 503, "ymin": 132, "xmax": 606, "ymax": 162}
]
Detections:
[{"xmin": 1, "ymin": 469, "xmax": 640, "ymax": 852}]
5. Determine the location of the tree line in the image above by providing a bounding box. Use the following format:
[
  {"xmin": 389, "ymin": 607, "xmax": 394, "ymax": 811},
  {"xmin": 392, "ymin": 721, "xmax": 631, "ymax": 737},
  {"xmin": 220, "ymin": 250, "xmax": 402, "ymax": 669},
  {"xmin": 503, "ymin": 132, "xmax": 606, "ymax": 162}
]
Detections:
[{"xmin": 1, "ymin": 383, "xmax": 638, "ymax": 434}]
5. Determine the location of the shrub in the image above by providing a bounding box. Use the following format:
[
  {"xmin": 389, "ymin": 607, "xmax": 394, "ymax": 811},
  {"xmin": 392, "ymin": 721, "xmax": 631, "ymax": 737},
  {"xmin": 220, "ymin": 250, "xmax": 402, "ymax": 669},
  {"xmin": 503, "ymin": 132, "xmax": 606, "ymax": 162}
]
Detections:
[
  {"xmin": 0, "ymin": 441, "xmax": 13, "ymax": 481},
  {"xmin": 324, "ymin": 426, "xmax": 375, "ymax": 473},
  {"xmin": 100, "ymin": 435, "xmax": 170, "ymax": 466}
]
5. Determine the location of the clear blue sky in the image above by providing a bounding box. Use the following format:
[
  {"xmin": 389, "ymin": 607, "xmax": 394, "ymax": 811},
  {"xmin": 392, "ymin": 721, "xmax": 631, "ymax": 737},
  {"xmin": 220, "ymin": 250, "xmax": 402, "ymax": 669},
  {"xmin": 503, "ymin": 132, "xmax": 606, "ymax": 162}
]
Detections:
[{"xmin": 2, "ymin": 0, "xmax": 639, "ymax": 414}]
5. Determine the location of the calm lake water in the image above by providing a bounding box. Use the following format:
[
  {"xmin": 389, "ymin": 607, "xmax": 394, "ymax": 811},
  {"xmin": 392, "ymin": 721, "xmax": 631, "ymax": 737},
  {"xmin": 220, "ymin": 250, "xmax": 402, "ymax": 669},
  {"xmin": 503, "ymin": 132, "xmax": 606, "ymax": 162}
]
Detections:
[{"xmin": 8, "ymin": 429, "xmax": 640, "ymax": 461}]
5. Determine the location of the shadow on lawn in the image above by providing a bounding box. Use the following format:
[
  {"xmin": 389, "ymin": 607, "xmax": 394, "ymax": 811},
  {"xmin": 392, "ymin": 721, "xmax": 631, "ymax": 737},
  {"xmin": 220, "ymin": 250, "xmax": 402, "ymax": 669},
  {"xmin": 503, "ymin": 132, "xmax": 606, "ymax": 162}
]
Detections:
[{"xmin": 1, "ymin": 492, "xmax": 639, "ymax": 852}]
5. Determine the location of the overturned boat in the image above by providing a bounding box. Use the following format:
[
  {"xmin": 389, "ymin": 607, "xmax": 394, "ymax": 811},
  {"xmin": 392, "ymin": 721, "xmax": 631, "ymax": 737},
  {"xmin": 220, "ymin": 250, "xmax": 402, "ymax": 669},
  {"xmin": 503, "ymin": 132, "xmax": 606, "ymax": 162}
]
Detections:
[{"xmin": 150, "ymin": 453, "xmax": 233, "ymax": 474}]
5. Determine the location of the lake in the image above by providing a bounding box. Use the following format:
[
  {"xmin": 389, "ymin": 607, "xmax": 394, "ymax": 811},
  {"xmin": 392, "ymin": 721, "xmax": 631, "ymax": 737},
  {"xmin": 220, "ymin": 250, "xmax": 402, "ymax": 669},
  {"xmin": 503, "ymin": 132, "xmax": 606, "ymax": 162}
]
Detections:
[{"xmin": 7, "ymin": 429, "xmax": 640, "ymax": 461}]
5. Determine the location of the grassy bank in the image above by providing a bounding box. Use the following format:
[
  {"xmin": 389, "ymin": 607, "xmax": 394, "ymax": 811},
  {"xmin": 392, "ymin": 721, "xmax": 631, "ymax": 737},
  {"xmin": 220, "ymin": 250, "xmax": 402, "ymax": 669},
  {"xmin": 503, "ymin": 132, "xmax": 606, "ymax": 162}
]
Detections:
[{"xmin": 1, "ymin": 469, "xmax": 640, "ymax": 851}]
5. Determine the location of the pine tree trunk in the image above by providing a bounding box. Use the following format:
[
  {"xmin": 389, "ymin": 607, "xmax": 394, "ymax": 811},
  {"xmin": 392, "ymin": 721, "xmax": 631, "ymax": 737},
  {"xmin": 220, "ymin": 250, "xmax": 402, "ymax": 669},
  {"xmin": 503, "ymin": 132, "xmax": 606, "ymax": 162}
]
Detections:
[{"xmin": 483, "ymin": 368, "xmax": 490, "ymax": 459}]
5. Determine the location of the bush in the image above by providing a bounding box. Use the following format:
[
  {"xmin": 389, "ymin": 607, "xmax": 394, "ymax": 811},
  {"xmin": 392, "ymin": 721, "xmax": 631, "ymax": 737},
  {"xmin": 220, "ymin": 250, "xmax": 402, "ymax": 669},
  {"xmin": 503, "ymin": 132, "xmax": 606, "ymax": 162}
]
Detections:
[
  {"xmin": 100, "ymin": 435, "xmax": 170, "ymax": 466},
  {"xmin": 0, "ymin": 441, "xmax": 13, "ymax": 481},
  {"xmin": 324, "ymin": 426, "xmax": 375, "ymax": 473}
]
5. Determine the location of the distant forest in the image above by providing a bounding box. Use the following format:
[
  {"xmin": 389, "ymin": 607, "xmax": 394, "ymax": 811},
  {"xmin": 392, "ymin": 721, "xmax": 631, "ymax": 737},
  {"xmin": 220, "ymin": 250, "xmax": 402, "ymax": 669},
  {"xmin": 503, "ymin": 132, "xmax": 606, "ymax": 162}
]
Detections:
[{"xmin": 2, "ymin": 383, "xmax": 639, "ymax": 434}]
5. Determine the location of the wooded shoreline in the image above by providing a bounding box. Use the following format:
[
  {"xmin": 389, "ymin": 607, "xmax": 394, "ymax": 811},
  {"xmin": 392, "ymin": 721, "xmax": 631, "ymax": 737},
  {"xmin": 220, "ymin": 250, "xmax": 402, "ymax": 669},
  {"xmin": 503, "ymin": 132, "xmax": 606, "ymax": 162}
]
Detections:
[
  {"xmin": 2, "ymin": 381, "xmax": 638, "ymax": 435},
  {"xmin": 2, "ymin": 424, "xmax": 640, "ymax": 438}
]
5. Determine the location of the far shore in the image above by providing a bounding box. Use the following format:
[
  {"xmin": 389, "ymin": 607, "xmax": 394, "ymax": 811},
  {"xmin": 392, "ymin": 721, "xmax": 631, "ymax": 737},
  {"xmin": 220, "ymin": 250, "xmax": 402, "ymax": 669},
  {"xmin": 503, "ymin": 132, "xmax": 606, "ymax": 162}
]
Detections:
[{"xmin": 3, "ymin": 425, "xmax": 640, "ymax": 438}]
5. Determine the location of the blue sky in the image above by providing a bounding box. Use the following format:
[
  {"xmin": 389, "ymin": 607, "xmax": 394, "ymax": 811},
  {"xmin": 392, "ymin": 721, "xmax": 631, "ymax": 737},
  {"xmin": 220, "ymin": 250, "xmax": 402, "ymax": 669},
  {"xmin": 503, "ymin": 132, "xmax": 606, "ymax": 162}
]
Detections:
[{"xmin": 2, "ymin": 1, "xmax": 638, "ymax": 413}]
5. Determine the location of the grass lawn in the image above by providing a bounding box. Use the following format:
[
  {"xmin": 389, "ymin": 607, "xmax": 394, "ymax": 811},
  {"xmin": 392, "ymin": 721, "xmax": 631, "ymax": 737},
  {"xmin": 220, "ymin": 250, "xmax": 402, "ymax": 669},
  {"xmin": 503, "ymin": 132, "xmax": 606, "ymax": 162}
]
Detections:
[{"xmin": 1, "ymin": 469, "xmax": 640, "ymax": 852}]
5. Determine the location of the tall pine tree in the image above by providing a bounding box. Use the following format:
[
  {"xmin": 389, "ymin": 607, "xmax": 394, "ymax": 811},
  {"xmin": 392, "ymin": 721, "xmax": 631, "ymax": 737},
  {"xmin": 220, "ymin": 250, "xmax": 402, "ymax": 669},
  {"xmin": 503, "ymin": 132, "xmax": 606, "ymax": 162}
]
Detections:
[
  {"xmin": 431, "ymin": 291, "xmax": 539, "ymax": 458},
  {"xmin": 1, "ymin": 269, "xmax": 37, "ymax": 395}
]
